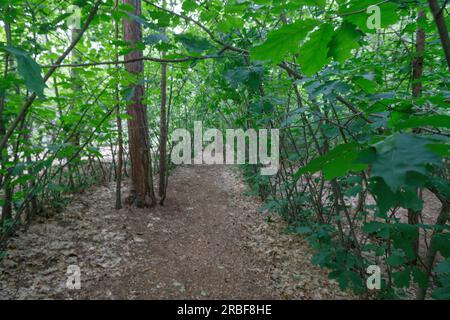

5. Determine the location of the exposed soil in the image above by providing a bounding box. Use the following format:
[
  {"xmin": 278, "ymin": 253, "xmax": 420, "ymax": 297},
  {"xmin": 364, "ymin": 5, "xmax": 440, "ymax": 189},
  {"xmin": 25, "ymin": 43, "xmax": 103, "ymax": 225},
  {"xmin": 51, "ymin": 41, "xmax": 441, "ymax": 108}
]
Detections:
[{"xmin": 0, "ymin": 165, "xmax": 352, "ymax": 300}]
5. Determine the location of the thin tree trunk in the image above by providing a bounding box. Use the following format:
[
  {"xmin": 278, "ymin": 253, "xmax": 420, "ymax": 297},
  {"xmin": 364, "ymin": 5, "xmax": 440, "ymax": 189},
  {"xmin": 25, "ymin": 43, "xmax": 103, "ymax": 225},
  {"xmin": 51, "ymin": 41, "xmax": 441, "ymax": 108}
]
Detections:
[
  {"xmin": 412, "ymin": 10, "xmax": 426, "ymax": 97},
  {"xmin": 416, "ymin": 196, "xmax": 450, "ymax": 299},
  {"xmin": 122, "ymin": 0, "xmax": 155, "ymax": 207},
  {"xmin": 408, "ymin": 9, "xmax": 426, "ymax": 264},
  {"xmin": 157, "ymin": 0, "xmax": 168, "ymax": 204},
  {"xmin": 163, "ymin": 75, "xmax": 174, "ymax": 196},
  {"xmin": 115, "ymin": 0, "xmax": 124, "ymax": 209},
  {"xmin": 428, "ymin": 0, "xmax": 450, "ymax": 71},
  {"xmin": 1, "ymin": 21, "xmax": 14, "ymax": 227},
  {"xmin": 25, "ymin": 122, "xmax": 38, "ymax": 220},
  {"xmin": 159, "ymin": 52, "xmax": 167, "ymax": 203},
  {"xmin": 68, "ymin": 26, "xmax": 82, "ymax": 190}
]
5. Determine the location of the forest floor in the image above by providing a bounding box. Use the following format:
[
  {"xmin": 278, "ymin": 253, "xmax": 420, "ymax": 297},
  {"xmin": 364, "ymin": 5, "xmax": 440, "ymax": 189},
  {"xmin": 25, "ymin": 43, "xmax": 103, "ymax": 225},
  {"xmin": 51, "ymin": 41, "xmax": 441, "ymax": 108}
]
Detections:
[{"xmin": 0, "ymin": 165, "xmax": 354, "ymax": 299}]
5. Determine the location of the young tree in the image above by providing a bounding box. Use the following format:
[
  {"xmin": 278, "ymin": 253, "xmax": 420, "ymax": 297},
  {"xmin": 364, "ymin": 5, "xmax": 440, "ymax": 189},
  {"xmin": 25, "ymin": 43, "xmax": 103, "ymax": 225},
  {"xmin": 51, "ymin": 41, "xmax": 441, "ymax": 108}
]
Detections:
[
  {"xmin": 408, "ymin": 9, "xmax": 426, "ymax": 265},
  {"xmin": 0, "ymin": 20, "xmax": 13, "ymax": 226},
  {"xmin": 68, "ymin": 22, "xmax": 82, "ymax": 190},
  {"xmin": 115, "ymin": 0, "xmax": 124, "ymax": 210},
  {"xmin": 122, "ymin": 0, "xmax": 156, "ymax": 207},
  {"xmin": 158, "ymin": 48, "xmax": 168, "ymax": 203}
]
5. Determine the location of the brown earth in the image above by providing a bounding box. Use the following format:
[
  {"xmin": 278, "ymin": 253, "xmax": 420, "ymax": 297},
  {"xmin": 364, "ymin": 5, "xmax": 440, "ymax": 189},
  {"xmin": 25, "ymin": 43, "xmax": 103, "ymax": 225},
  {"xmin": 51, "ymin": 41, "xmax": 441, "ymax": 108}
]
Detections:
[{"xmin": 0, "ymin": 165, "xmax": 352, "ymax": 299}]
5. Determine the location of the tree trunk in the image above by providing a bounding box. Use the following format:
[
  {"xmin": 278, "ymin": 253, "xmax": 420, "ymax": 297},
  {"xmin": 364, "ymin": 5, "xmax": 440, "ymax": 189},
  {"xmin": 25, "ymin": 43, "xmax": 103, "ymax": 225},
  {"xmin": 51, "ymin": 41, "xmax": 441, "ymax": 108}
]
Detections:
[
  {"xmin": 416, "ymin": 197, "xmax": 450, "ymax": 299},
  {"xmin": 159, "ymin": 53, "xmax": 167, "ymax": 203},
  {"xmin": 68, "ymin": 26, "xmax": 82, "ymax": 190},
  {"xmin": 428, "ymin": 0, "xmax": 450, "ymax": 71},
  {"xmin": 1, "ymin": 21, "xmax": 14, "ymax": 227},
  {"xmin": 158, "ymin": 0, "xmax": 168, "ymax": 204},
  {"xmin": 115, "ymin": 0, "xmax": 124, "ymax": 209},
  {"xmin": 122, "ymin": 0, "xmax": 155, "ymax": 207},
  {"xmin": 412, "ymin": 10, "xmax": 426, "ymax": 98},
  {"xmin": 408, "ymin": 9, "xmax": 426, "ymax": 264}
]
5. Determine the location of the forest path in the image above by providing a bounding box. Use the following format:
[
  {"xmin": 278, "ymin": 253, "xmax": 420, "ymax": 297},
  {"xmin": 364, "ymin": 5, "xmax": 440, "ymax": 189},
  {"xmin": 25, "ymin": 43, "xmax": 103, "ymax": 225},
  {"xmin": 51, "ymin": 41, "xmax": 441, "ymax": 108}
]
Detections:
[
  {"xmin": 0, "ymin": 165, "xmax": 352, "ymax": 299},
  {"xmin": 107, "ymin": 165, "xmax": 275, "ymax": 299}
]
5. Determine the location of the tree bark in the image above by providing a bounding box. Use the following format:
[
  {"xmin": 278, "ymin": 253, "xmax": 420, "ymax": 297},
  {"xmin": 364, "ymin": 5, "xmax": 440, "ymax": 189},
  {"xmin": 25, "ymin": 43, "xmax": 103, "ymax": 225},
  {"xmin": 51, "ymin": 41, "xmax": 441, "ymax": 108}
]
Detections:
[
  {"xmin": 412, "ymin": 10, "xmax": 426, "ymax": 97},
  {"xmin": 428, "ymin": 0, "xmax": 450, "ymax": 71},
  {"xmin": 122, "ymin": 0, "xmax": 155, "ymax": 207},
  {"xmin": 416, "ymin": 197, "xmax": 450, "ymax": 299},
  {"xmin": 1, "ymin": 21, "xmax": 14, "ymax": 227},
  {"xmin": 408, "ymin": 9, "xmax": 426, "ymax": 264},
  {"xmin": 158, "ymin": 0, "xmax": 168, "ymax": 204},
  {"xmin": 68, "ymin": 26, "xmax": 82, "ymax": 190},
  {"xmin": 159, "ymin": 53, "xmax": 167, "ymax": 203},
  {"xmin": 115, "ymin": 0, "xmax": 124, "ymax": 209}
]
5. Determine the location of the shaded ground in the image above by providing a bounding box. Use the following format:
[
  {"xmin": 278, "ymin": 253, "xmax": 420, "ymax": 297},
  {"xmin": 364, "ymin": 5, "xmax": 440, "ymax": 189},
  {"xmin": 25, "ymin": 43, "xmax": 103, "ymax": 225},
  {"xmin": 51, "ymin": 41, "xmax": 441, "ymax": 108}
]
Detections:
[{"xmin": 0, "ymin": 165, "xmax": 352, "ymax": 299}]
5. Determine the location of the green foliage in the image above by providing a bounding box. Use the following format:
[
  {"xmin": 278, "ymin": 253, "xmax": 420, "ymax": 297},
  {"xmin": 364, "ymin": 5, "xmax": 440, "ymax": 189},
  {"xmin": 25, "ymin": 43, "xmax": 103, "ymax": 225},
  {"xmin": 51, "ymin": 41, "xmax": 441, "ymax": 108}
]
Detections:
[
  {"xmin": 433, "ymin": 233, "xmax": 450, "ymax": 258},
  {"xmin": 393, "ymin": 115, "xmax": 450, "ymax": 130},
  {"xmin": 294, "ymin": 142, "xmax": 367, "ymax": 180},
  {"xmin": 340, "ymin": 0, "xmax": 400, "ymax": 33},
  {"xmin": 298, "ymin": 23, "xmax": 334, "ymax": 76},
  {"xmin": 0, "ymin": 0, "xmax": 448, "ymax": 301},
  {"xmin": 175, "ymin": 33, "xmax": 211, "ymax": 54},
  {"xmin": 432, "ymin": 259, "xmax": 450, "ymax": 300},
  {"xmin": 328, "ymin": 22, "xmax": 362, "ymax": 64},
  {"xmin": 0, "ymin": 46, "xmax": 46, "ymax": 97},
  {"xmin": 369, "ymin": 133, "xmax": 443, "ymax": 191},
  {"xmin": 251, "ymin": 20, "xmax": 316, "ymax": 64},
  {"xmin": 224, "ymin": 65, "xmax": 264, "ymax": 90}
]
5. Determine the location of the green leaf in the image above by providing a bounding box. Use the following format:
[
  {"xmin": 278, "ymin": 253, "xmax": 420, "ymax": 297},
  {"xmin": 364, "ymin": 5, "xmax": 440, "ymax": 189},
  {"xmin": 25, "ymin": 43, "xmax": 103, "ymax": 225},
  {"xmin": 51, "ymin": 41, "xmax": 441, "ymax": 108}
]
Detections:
[
  {"xmin": 224, "ymin": 67, "xmax": 250, "ymax": 87},
  {"xmin": 432, "ymin": 283, "xmax": 450, "ymax": 300},
  {"xmin": 298, "ymin": 23, "xmax": 334, "ymax": 76},
  {"xmin": 393, "ymin": 115, "xmax": 450, "ymax": 130},
  {"xmin": 363, "ymin": 221, "xmax": 391, "ymax": 239},
  {"xmin": 336, "ymin": 270, "xmax": 364, "ymax": 291},
  {"xmin": 175, "ymin": 33, "xmax": 211, "ymax": 54},
  {"xmin": 341, "ymin": 1, "xmax": 400, "ymax": 33},
  {"xmin": 370, "ymin": 134, "xmax": 442, "ymax": 191},
  {"xmin": 291, "ymin": 0, "xmax": 326, "ymax": 7},
  {"xmin": 294, "ymin": 142, "xmax": 367, "ymax": 180},
  {"xmin": 428, "ymin": 176, "xmax": 450, "ymax": 200},
  {"xmin": 148, "ymin": 10, "xmax": 172, "ymax": 28},
  {"xmin": 432, "ymin": 259, "xmax": 450, "ymax": 299},
  {"xmin": 399, "ymin": 189, "xmax": 423, "ymax": 212},
  {"xmin": 143, "ymin": 33, "xmax": 169, "ymax": 46},
  {"xmin": 182, "ymin": 0, "xmax": 198, "ymax": 12},
  {"xmin": 312, "ymin": 249, "xmax": 332, "ymax": 267},
  {"xmin": 393, "ymin": 268, "xmax": 411, "ymax": 288},
  {"xmin": 386, "ymin": 253, "xmax": 406, "ymax": 267},
  {"xmin": 352, "ymin": 75, "xmax": 377, "ymax": 93},
  {"xmin": 412, "ymin": 267, "xmax": 428, "ymax": 289},
  {"xmin": 294, "ymin": 226, "xmax": 312, "ymax": 235},
  {"xmin": 328, "ymin": 22, "xmax": 362, "ymax": 64},
  {"xmin": 0, "ymin": 46, "xmax": 46, "ymax": 97},
  {"xmin": 427, "ymin": 143, "xmax": 450, "ymax": 157},
  {"xmin": 251, "ymin": 19, "xmax": 316, "ymax": 64},
  {"xmin": 125, "ymin": 11, "xmax": 154, "ymax": 28},
  {"xmin": 391, "ymin": 224, "xmax": 419, "ymax": 259},
  {"xmin": 217, "ymin": 15, "xmax": 244, "ymax": 33},
  {"xmin": 434, "ymin": 259, "xmax": 450, "ymax": 274},
  {"xmin": 433, "ymin": 233, "xmax": 450, "ymax": 258},
  {"xmin": 224, "ymin": 66, "xmax": 263, "ymax": 90}
]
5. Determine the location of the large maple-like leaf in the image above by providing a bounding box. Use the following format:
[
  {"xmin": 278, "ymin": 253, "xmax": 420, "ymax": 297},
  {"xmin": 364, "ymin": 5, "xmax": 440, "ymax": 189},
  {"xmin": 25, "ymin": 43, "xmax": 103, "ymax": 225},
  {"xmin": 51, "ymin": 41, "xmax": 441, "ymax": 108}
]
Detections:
[
  {"xmin": 251, "ymin": 20, "xmax": 316, "ymax": 64},
  {"xmin": 370, "ymin": 133, "xmax": 443, "ymax": 191}
]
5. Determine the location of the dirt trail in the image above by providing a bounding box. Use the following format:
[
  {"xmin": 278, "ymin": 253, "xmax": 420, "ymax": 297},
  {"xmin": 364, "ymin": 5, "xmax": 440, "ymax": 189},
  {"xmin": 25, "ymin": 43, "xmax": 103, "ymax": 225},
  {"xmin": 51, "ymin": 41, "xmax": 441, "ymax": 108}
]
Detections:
[
  {"xmin": 0, "ymin": 165, "xmax": 352, "ymax": 299},
  {"xmin": 108, "ymin": 165, "xmax": 275, "ymax": 299}
]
